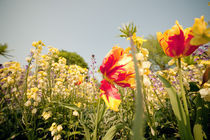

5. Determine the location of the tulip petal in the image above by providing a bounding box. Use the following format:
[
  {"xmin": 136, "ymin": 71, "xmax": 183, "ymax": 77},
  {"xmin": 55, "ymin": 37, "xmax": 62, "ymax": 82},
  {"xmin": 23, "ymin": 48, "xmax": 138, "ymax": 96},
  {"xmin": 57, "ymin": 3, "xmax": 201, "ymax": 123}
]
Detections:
[
  {"xmin": 100, "ymin": 80, "xmax": 121, "ymax": 111},
  {"xmin": 100, "ymin": 46, "xmax": 135, "ymax": 88}
]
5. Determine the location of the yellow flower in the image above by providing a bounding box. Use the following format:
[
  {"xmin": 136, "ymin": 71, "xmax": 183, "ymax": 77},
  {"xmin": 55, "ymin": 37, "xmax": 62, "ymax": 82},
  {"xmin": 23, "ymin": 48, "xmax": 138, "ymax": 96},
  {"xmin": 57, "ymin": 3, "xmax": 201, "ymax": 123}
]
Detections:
[
  {"xmin": 42, "ymin": 111, "xmax": 52, "ymax": 120},
  {"xmin": 32, "ymin": 41, "xmax": 38, "ymax": 47},
  {"xmin": 128, "ymin": 33, "xmax": 147, "ymax": 48},
  {"xmin": 74, "ymin": 102, "xmax": 81, "ymax": 108},
  {"xmin": 168, "ymin": 58, "xmax": 176, "ymax": 66},
  {"xmin": 140, "ymin": 47, "xmax": 149, "ymax": 57},
  {"xmin": 191, "ymin": 16, "xmax": 210, "ymax": 45},
  {"xmin": 199, "ymin": 60, "xmax": 210, "ymax": 65},
  {"xmin": 48, "ymin": 46, "xmax": 59, "ymax": 55},
  {"xmin": 49, "ymin": 122, "xmax": 57, "ymax": 131}
]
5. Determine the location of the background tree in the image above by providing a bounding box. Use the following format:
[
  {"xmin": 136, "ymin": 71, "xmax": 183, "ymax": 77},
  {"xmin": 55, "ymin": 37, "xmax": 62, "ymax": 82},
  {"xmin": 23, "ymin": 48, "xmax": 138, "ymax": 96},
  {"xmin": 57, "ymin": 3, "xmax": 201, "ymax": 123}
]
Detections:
[
  {"xmin": 57, "ymin": 50, "xmax": 88, "ymax": 69},
  {"xmin": 142, "ymin": 35, "xmax": 171, "ymax": 71}
]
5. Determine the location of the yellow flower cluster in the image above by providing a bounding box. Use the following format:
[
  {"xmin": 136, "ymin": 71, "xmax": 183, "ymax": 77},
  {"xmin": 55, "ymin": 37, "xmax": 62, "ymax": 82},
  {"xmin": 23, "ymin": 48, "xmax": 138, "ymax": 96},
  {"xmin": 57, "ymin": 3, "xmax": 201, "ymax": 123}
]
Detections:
[
  {"xmin": 128, "ymin": 33, "xmax": 147, "ymax": 49},
  {"xmin": 25, "ymin": 87, "xmax": 41, "ymax": 114},
  {"xmin": 0, "ymin": 62, "xmax": 23, "ymax": 88},
  {"xmin": 0, "ymin": 41, "xmax": 98, "ymax": 122}
]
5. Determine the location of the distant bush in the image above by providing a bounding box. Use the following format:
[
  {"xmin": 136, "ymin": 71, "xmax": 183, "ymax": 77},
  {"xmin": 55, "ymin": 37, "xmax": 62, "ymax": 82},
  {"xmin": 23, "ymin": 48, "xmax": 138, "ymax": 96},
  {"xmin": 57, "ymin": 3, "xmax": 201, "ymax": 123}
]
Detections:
[{"xmin": 57, "ymin": 50, "xmax": 88, "ymax": 69}]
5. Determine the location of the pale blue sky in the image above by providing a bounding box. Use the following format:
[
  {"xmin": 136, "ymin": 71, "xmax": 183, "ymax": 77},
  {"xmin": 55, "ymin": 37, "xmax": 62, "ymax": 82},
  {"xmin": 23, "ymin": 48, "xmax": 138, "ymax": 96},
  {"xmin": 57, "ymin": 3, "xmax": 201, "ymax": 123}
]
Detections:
[{"xmin": 0, "ymin": 0, "xmax": 209, "ymax": 69}]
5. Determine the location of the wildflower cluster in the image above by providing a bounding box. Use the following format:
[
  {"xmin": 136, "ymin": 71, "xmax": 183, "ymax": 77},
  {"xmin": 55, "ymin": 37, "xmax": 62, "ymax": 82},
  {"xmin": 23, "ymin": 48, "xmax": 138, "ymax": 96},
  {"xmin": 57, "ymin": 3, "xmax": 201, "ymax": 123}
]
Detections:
[{"xmin": 0, "ymin": 40, "xmax": 97, "ymax": 139}]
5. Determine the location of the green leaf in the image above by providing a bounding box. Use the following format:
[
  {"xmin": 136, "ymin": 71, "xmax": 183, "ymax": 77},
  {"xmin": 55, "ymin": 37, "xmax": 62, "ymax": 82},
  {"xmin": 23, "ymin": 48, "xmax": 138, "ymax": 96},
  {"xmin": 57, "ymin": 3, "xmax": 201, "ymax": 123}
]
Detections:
[
  {"xmin": 102, "ymin": 124, "xmax": 123, "ymax": 140},
  {"xmin": 67, "ymin": 131, "xmax": 81, "ymax": 137},
  {"xmin": 9, "ymin": 133, "xmax": 20, "ymax": 139},
  {"xmin": 36, "ymin": 127, "xmax": 44, "ymax": 131},
  {"xmin": 193, "ymin": 95, "xmax": 206, "ymax": 140},
  {"xmin": 158, "ymin": 75, "xmax": 193, "ymax": 140},
  {"xmin": 97, "ymin": 102, "xmax": 106, "ymax": 124},
  {"xmin": 80, "ymin": 112, "xmax": 91, "ymax": 140},
  {"xmin": 193, "ymin": 124, "xmax": 204, "ymax": 140},
  {"xmin": 83, "ymin": 125, "xmax": 91, "ymax": 140},
  {"xmin": 51, "ymin": 101, "xmax": 79, "ymax": 111}
]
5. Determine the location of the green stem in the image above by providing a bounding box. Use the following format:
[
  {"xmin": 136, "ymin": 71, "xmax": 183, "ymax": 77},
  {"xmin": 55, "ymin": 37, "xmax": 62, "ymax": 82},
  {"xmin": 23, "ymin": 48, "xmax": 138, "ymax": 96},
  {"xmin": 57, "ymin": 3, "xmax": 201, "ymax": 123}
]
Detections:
[
  {"xmin": 129, "ymin": 35, "xmax": 144, "ymax": 140},
  {"xmin": 153, "ymin": 90, "xmax": 165, "ymax": 108},
  {"xmin": 177, "ymin": 58, "xmax": 191, "ymax": 133},
  {"xmin": 93, "ymin": 97, "xmax": 101, "ymax": 140},
  {"xmin": 47, "ymin": 60, "xmax": 52, "ymax": 96},
  {"xmin": 24, "ymin": 59, "xmax": 32, "ymax": 101}
]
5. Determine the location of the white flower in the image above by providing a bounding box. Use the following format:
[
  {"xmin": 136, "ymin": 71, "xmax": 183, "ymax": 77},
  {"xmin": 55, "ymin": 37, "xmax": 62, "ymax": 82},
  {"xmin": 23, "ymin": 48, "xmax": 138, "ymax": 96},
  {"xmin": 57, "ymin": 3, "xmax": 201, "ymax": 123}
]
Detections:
[
  {"xmin": 136, "ymin": 53, "xmax": 144, "ymax": 61},
  {"xmin": 73, "ymin": 110, "xmax": 79, "ymax": 116},
  {"xmin": 24, "ymin": 100, "xmax": 31, "ymax": 107},
  {"xmin": 25, "ymin": 57, "xmax": 31, "ymax": 62},
  {"xmin": 32, "ymin": 108, "xmax": 37, "ymax": 114},
  {"xmin": 36, "ymin": 96, "xmax": 41, "ymax": 102},
  {"xmin": 199, "ymin": 88, "xmax": 210, "ymax": 102},
  {"xmin": 30, "ymin": 48, "xmax": 35, "ymax": 54},
  {"xmin": 138, "ymin": 68, "xmax": 144, "ymax": 75},
  {"xmin": 143, "ymin": 76, "xmax": 151, "ymax": 87},
  {"xmin": 53, "ymin": 134, "xmax": 61, "ymax": 140},
  {"xmin": 33, "ymin": 102, "xmax": 38, "ymax": 106},
  {"xmin": 7, "ymin": 76, "xmax": 14, "ymax": 84},
  {"xmin": 51, "ymin": 129, "xmax": 57, "ymax": 137},
  {"xmin": 57, "ymin": 125, "xmax": 63, "ymax": 132},
  {"xmin": 142, "ymin": 61, "xmax": 151, "ymax": 69}
]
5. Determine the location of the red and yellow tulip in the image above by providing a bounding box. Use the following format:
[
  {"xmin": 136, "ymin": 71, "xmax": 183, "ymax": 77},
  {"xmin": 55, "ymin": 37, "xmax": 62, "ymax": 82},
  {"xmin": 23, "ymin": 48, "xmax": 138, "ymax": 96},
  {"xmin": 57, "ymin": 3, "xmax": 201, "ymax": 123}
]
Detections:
[
  {"xmin": 99, "ymin": 46, "xmax": 136, "ymax": 111},
  {"xmin": 100, "ymin": 46, "xmax": 135, "ymax": 88},
  {"xmin": 157, "ymin": 21, "xmax": 204, "ymax": 58},
  {"xmin": 100, "ymin": 79, "xmax": 121, "ymax": 111}
]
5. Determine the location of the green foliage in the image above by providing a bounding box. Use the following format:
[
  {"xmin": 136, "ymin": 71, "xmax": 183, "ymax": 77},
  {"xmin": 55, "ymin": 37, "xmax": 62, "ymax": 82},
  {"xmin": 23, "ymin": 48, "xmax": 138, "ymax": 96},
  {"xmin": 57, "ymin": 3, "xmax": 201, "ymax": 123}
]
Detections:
[
  {"xmin": 0, "ymin": 43, "xmax": 12, "ymax": 58},
  {"xmin": 183, "ymin": 55, "xmax": 196, "ymax": 65},
  {"xmin": 119, "ymin": 22, "xmax": 137, "ymax": 37},
  {"xmin": 158, "ymin": 75, "xmax": 194, "ymax": 140},
  {"xmin": 102, "ymin": 123, "xmax": 124, "ymax": 140},
  {"xmin": 58, "ymin": 50, "xmax": 88, "ymax": 69},
  {"xmin": 142, "ymin": 35, "xmax": 171, "ymax": 70}
]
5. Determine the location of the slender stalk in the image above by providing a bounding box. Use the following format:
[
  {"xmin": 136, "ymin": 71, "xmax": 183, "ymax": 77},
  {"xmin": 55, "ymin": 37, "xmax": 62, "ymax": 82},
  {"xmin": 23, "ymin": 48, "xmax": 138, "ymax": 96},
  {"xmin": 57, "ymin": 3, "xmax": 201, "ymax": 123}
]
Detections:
[
  {"xmin": 129, "ymin": 35, "xmax": 144, "ymax": 140},
  {"xmin": 153, "ymin": 90, "xmax": 165, "ymax": 108},
  {"xmin": 24, "ymin": 59, "xmax": 32, "ymax": 101},
  {"xmin": 47, "ymin": 60, "xmax": 52, "ymax": 96},
  {"xmin": 177, "ymin": 58, "xmax": 191, "ymax": 132},
  {"xmin": 93, "ymin": 97, "xmax": 101, "ymax": 140}
]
